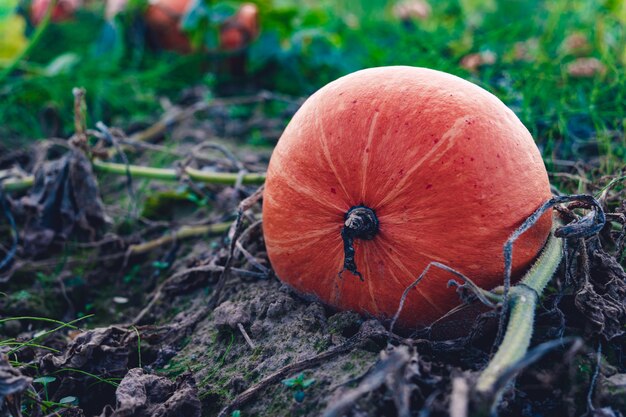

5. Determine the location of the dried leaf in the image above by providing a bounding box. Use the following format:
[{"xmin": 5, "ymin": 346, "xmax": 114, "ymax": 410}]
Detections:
[
  {"xmin": 19, "ymin": 149, "xmax": 107, "ymax": 256},
  {"xmin": 0, "ymin": 354, "xmax": 31, "ymax": 404},
  {"xmin": 40, "ymin": 326, "xmax": 134, "ymax": 375},
  {"xmin": 599, "ymin": 374, "xmax": 626, "ymax": 413},
  {"xmin": 213, "ymin": 300, "xmax": 251, "ymax": 329},
  {"xmin": 99, "ymin": 368, "xmax": 201, "ymax": 417},
  {"xmin": 575, "ymin": 249, "xmax": 626, "ymax": 340},
  {"xmin": 38, "ymin": 326, "xmax": 140, "ymax": 414}
]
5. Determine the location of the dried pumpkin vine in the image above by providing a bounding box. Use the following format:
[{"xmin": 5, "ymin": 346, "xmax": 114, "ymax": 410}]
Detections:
[
  {"xmin": 465, "ymin": 194, "xmax": 606, "ymax": 413},
  {"xmin": 382, "ymin": 193, "xmax": 607, "ymax": 414}
]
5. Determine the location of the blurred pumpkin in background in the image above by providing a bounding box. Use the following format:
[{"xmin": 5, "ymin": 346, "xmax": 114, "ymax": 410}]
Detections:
[
  {"xmin": 219, "ymin": 2, "xmax": 260, "ymax": 76},
  {"xmin": 143, "ymin": 0, "xmax": 260, "ymax": 55},
  {"xmin": 219, "ymin": 3, "xmax": 260, "ymax": 50},
  {"xmin": 103, "ymin": 0, "xmax": 260, "ymax": 61},
  {"xmin": 30, "ymin": 0, "xmax": 82, "ymax": 25},
  {"xmin": 144, "ymin": 0, "xmax": 193, "ymax": 53}
]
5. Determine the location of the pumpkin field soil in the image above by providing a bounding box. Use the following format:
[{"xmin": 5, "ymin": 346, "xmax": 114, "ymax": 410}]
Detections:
[{"xmin": 1, "ymin": 94, "xmax": 625, "ymax": 417}]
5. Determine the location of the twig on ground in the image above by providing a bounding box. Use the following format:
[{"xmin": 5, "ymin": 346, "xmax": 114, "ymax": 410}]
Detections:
[
  {"xmin": 596, "ymin": 175, "xmax": 626, "ymax": 205},
  {"xmin": 234, "ymin": 219, "xmax": 269, "ymax": 275},
  {"xmin": 586, "ymin": 341, "xmax": 603, "ymax": 414},
  {"xmin": 235, "ymin": 239, "xmax": 269, "ymax": 275},
  {"xmin": 207, "ymin": 186, "xmax": 264, "ymax": 309},
  {"xmin": 449, "ymin": 376, "xmax": 470, "ymax": 417},
  {"xmin": 125, "ymin": 222, "xmax": 231, "ymax": 257},
  {"xmin": 93, "ymin": 159, "xmax": 266, "ymax": 185},
  {"xmin": 237, "ymin": 323, "xmax": 256, "ymax": 350},
  {"xmin": 130, "ymin": 263, "xmax": 264, "ymax": 326},
  {"xmin": 389, "ymin": 261, "xmax": 499, "ymax": 336},
  {"xmin": 3, "ymin": 159, "xmax": 266, "ymax": 193},
  {"xmin": 217, "ymin": 327, "xmax": 387, "ymax": 417},
  {"xmin": 72, "ymin": 88, "xmax": 87, "ymax": 144},
  {"xmin": 3, "ymin": 217, "xmax": 235, "ymax": 283},
  {"xmin": 389, "ymin": 262, "xmax": 432, "ymax": 335},
  {"xmin": 549, "ymin": 172, "xmax": 591, "ymax": 183},
  {"xmin": 190, "ymin": 142, "xmax": 246, "ymax": 172},
  {"xmin": 0, "ymin": 187, "xmax": 18, "ymax": 278},
  {"xmin": 321, "ymin": 346, "xmax": 412, "ymax": 417},
  {"xmin": 126, "ymin": 92, "xmax": 301, "ymax": 145},
  {"xmin": 96, "ymin": 122, "xmax": 137, "ymax": 217}
]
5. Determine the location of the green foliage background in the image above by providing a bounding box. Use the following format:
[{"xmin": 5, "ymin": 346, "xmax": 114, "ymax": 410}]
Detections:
[{"xmin": 0, "ymin": 0, "xmax": 625, "ymax": 167}]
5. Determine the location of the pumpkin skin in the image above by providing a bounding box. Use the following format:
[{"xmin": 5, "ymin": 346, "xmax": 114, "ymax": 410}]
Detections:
[{"xmin": 263, "ymin": 66, "xmax": 552, "ymax": 329}]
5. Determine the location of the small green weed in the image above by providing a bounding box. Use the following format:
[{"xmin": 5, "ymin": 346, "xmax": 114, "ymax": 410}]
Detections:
[{"xmin": 282, "ymin": 372, "xmax": 316, "ymax": 403}]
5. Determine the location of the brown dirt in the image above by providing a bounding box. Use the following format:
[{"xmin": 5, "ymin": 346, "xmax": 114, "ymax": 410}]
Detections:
[{"xmin": 1, "ymin": 93, "xmax": 625, "ymax": 417}]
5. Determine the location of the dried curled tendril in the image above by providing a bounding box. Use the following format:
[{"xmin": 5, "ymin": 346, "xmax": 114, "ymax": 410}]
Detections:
[
  {"xmin": 494, "ymin": 194, "xmax": 606, "ymax": 346},
  {"xmin": 448, "ymin": 194, "xmax": 606, "ymax": 305}
]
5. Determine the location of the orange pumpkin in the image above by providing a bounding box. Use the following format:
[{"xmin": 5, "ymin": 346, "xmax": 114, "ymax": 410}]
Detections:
[
  {"xmin": 144, "ymin": 0, "xmax": 192, "ymax": 53},
  {"xmin": 219, "ymin": 3, "xmax": 260, "ymax": 51},
  {"xmin": 144, "ymin": 1, "xmax": 259, "ymax": 56},
  {"xmin": 263, "ymin": 66, "xmax": 552, "ymax": 328},
  {"xmin": 218, "ymin": 3, "xmax": 260, "ymax": 76},
  {"xmin": 30, "ymin": 0, "xmax": 81, "ymax": 25}
]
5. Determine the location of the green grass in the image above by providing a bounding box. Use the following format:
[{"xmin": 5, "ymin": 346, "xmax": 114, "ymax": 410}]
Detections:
[
  {"xmin": 0, "ymin": 0, "xmax": 623, "ymax": 168},
  {"xmin": 0, "ymin": 313, "xmax": 145, "ymax": 416},
  {"xmin": 0, "ymin": 314, "xmax": 93, "ymax": 355}
]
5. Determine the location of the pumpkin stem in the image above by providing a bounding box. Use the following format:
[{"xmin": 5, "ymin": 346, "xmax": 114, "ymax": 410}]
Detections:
[{"xmin": 339, "ymin": 205, "xmax": 379, "ymax": 281}]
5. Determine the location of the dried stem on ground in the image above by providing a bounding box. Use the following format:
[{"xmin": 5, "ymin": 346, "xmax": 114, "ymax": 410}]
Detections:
[{"xmin": 217, "ymin": 326, "xmax": 391, "ymax": 417}]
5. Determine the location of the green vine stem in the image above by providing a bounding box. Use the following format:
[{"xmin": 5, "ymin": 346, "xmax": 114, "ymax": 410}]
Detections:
[
  {"xmin": 126, "ymin": 222, "xmax": 231, "ymax": 255},
  {"xmin": 0, "ymin": 0, "xmax": 55, "ymax": 84},
  {"xmin": 1, "ymin": 176, "xmax": 35, "ymax": 192},
  {"xmin": 476, "ymin": 217, "xmax": 564, "ymax": 398},
  {"xmin": 92, "ymin": 160, "xmax": 266, "ymax": 184},
  {"xmin": 1, "ymin": 159, "xmax": 266, "ymax": 192}
]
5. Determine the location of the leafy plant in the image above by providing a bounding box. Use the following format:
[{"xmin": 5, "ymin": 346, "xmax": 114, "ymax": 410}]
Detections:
[
  {"xmin": 0, "ymin": 0, "xmax": 622, "ymax": 167},
  {"xmin": 33, "ymin": 375, "xmax": 56, "ymax": 401},
  {"xmin": 281, "ymin": 372, "xmax": 315, "ymax": 403}
]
